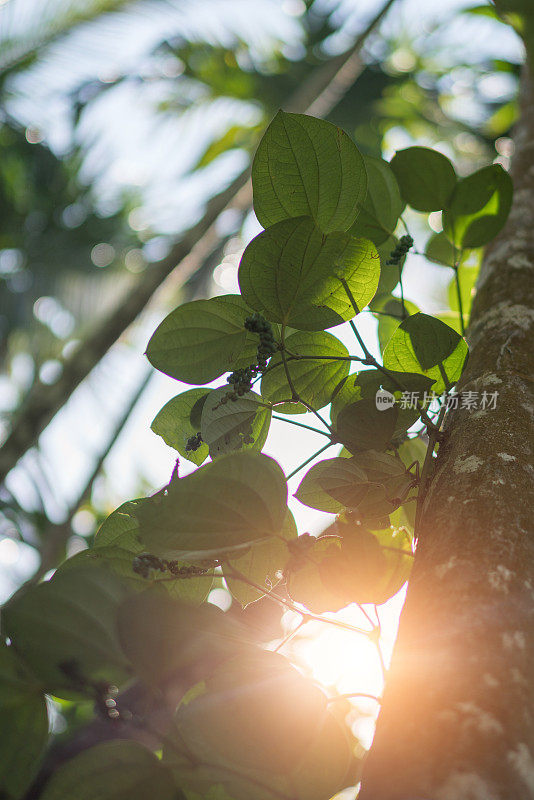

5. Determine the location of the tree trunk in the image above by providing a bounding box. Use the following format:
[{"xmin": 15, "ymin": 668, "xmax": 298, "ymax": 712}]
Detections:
[{"xmin": 359, "ymin": 69, "xmax": 534, "ymax": 799}]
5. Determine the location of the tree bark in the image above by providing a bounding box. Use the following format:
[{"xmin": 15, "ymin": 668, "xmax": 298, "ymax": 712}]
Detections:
[{"xmin": 360, "ymin": 69, "xmax": 534, "ymax": 799}]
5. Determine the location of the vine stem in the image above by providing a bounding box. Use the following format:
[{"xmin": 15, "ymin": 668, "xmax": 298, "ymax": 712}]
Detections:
[
  {"xmin": 222, "ymin": 566, "xmax": 372, "ymax": 637},
  {"xmin": 279, "ymin": 325, "xmax": 333, "ymax": 432},
  {"xmin": 454, "ymin": 267, "xmax": 466, "ymax": 336},
  {"xmin": 285, "ymin": 441, "xmax": 335, "ymax": 481},
  {"xmin": 273, "ymin": 617, "xmax": 308, "ymax": 652},
  {"xmin": 284, "ymin": 352, "xmax": 366, "ymax": 363},
  {"xmin": 339, "ymin": 278, "xmax": 439, "ymax": 433},
  {"xmin": 452, "ymin": 245, "xmax": 467, "ymax": 337},
  {"xmin": 272, "ymin": 414, "xmax": 331, "ymax": 438},
  {"xmin": 414, "ymin": 399, "xmax": 449, "ymax": 535},
  {"xmin": 398, "ymin": 259, "xmax": 407, "ymax": 320}
]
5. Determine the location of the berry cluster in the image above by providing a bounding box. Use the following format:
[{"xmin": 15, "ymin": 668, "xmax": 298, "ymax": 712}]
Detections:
[
  {"xmin": 222, "ymin": 314, "xmax": 278, "ymax": 400},
  {"xmin": 244, "ymin": 313, "xmax": 277, "ymax": 370},
  {"xmin": 386, "ymin": 235, "xmax": 414, "ymax": 266},
  {"xmin": 186, "ymin": 431, "xmax": 203, "ymax": 451},
  {"xmin": 132, "ymin": 553, "xmax": 211, "ymax": 580},
  {"xmin": 227, "ymin": 366, "xmax": 257, "ymax": 397}
]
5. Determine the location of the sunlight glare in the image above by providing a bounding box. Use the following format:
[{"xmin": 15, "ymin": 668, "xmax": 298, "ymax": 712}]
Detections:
[{"xmin": 276, "ymin": 587, "xmax": 409, "ymax": 749}]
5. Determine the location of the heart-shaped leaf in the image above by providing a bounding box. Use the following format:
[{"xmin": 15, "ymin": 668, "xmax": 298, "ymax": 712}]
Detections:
[
  {"xmin": 239, "ymin": 216, "xmax": 380, "ymax": 331},
  {"xmin": 151, "ymin": 389, "xmax": 210, "ymax": 466},
  {"xmin": 261, "ymin": 330, "xmax": 350, "ymax": 414},
  {"xmin": 200, "ymin": 387, "xmax": 271, "ymax": 457},
  {"xmin": 443, "ymin": 164, "xmax": 512, "ymax": 248},
  {"xmin": 382, "ymin": 312, "xmax": 468, "ymax": 393},
  {"xmin": 164, "ymin": 649, "xmax": 353, "ymax": 800},
  {"xmin": 295, "ymin": 457, "xmax": 368, "ymax": 513},
  {"xmin": 351, "ymin": 155, "xmax": 404, "ymax": 245},
  {"xmin": 146, "ymin": 295, "xmax": 257, "ymax": 384},
  {"xmin": 252, "ymin": 111, "xmax": 366, "ymax": 233},
  {"xmin": 137, "ymin": 452, "xmax": 288, "ymax": 560},
  {"xmin": 331, "ymin": 369, "xmax": 434, "ymax": 437},
  {"xmin": 390, "ymin": 147, "xmax": 456, "ymax": 212},
  {"xmin": 335, "ymin": 398, "xmax": 398, "ymax": 453},
  {"xmin": 224, "ymin": 509, "xmax": 297, "ymax": 607}
]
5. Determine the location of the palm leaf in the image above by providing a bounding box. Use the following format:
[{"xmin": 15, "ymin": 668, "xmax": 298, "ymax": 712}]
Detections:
[{"xmin": 0, "ymin": 0, "xmax": 148, "ymax": 75}]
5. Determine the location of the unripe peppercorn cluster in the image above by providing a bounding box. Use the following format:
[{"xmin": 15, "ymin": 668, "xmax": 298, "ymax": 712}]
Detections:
[
  {"xmin": 386, "ymin": 235, "xmax": 413, "ymax": 266},
  {"xmin": 132, "ymin": 553, "xmax": 211, "ymax": 579},
  {"xmin": 223, "ymin": 314, "xmax": 277, "ymax": 400},
  {"xmin": 185, "ymin": 431, "xmax": 203, "ymax": 452},
  {"xmin": 244, "ymin": 313, "xmax": 277, "ymax": 369}
]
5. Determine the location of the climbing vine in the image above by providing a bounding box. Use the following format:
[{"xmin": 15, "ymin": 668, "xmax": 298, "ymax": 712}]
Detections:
[{"xmin": 0, "ymin": 110, "xmax": 512, "ymax": 800}]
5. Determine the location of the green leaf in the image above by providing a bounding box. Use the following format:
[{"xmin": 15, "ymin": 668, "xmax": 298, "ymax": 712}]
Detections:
[
  {"xmin": 443, "ymin": 164, "xmax": 513, "ymax": 248},
  {"xmin": 89, "ymin": 498, "xmax": 213, "ymax": 603},
  {"xmin": 39, "ymin": 741, "xmax": 179, "ymax": 800},
  {"xmin": 164, "ymin": 650, "xmax": 353, "ymax": 800},
  {"xmin": 390, "ymin": 147, "xmax": 457, "ymax": 212},
  {"xmin": 94, "ymin": 500, "xmax": 146, "ymax": 552},
  {"xmin": 371, "ymin": 295, "xmax": 419, "ymax": 356},
  {"xmin": 288, "ymin": 526, "xmax": 412, "ymax": 611},
  {"xmin": 195, "ymin": 123, "xmax": 257, "ymax": 170},
  {"xmin": 350, "ymin": 156, "xmax": 404, "ymax": 245},
  {"xmin": 337, "ymin": 519, "xmax": 413, "ymax": 603},
  {"xmin": 295, "ymin": 451, "xmax": 412, "ymax": 518},
  {"xmin": 200, "ymin": 387, "xmax": 271, "ymax": 457},
  {"xmin": 117, "ymin": 593, "xmax": 251, "ymax": 688},
  {"xmin": 151, "ymin": 389, "xmax": 210, "ymax": 466},
  {"xmin": 286, "ymin": 536, "xmax": 342, "ymax": 614},
  {"xmin": 331, "ymin": 368, "xmax": 434, "ymax": 437},
  {"xmin": 224, "ymin": 510, "xmax": 297, "ymax": 607},
  {"xmin": 69, "ymin": 501, "xmax": 214, "ymax": 604},
  {"xmin": 2, "ymin": 565, "xmax": 130, "ymax": 698},
  {"xmin": 346, "ymin": 450, "xmax": 413, "ymax": 501},
  {"xmin": 239, "ymin": 216, "xmax": 380, "ymax": 331},
  {"xmin": 382, "ymin": 312, "xmax": 468, "ymax": 393},
  {"xmin": 252, "ymin": 110, "xmax": 366, "ymax": 234},
  {"xmin": 448, "ymin": 264, "xmax": 479, "ymax": 319},
  {"xmin": 295, "ymin": 457, "xmax": 368, "ymax": 513},
  {"xmin": 425, "ymin": 231, "xmax": 456, "ymax": 267},
  {"xmin": 286, "ymin": 533, "xmax": 378, "ymax": 610},
  {"xmin": 399, "ymin": 435, "xmax": 427, "ymax": 465},
  {"xmin": 260, "ymin": 330, "xmax": 350, "ymax": 414},
  {"xmin": 0, "ymin": 643, "xmax": 48, "ymax": 799},
  {"xmin": 146, "ymin": 295, "xmax": 257, "ymax": 384},
  {"xmin": 137, "ymin": 452, "xmax": 288, "ymax": 559},
  {"xmin": 335, "ymin": 397, "xmax": 398, "ymax": 453}
]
